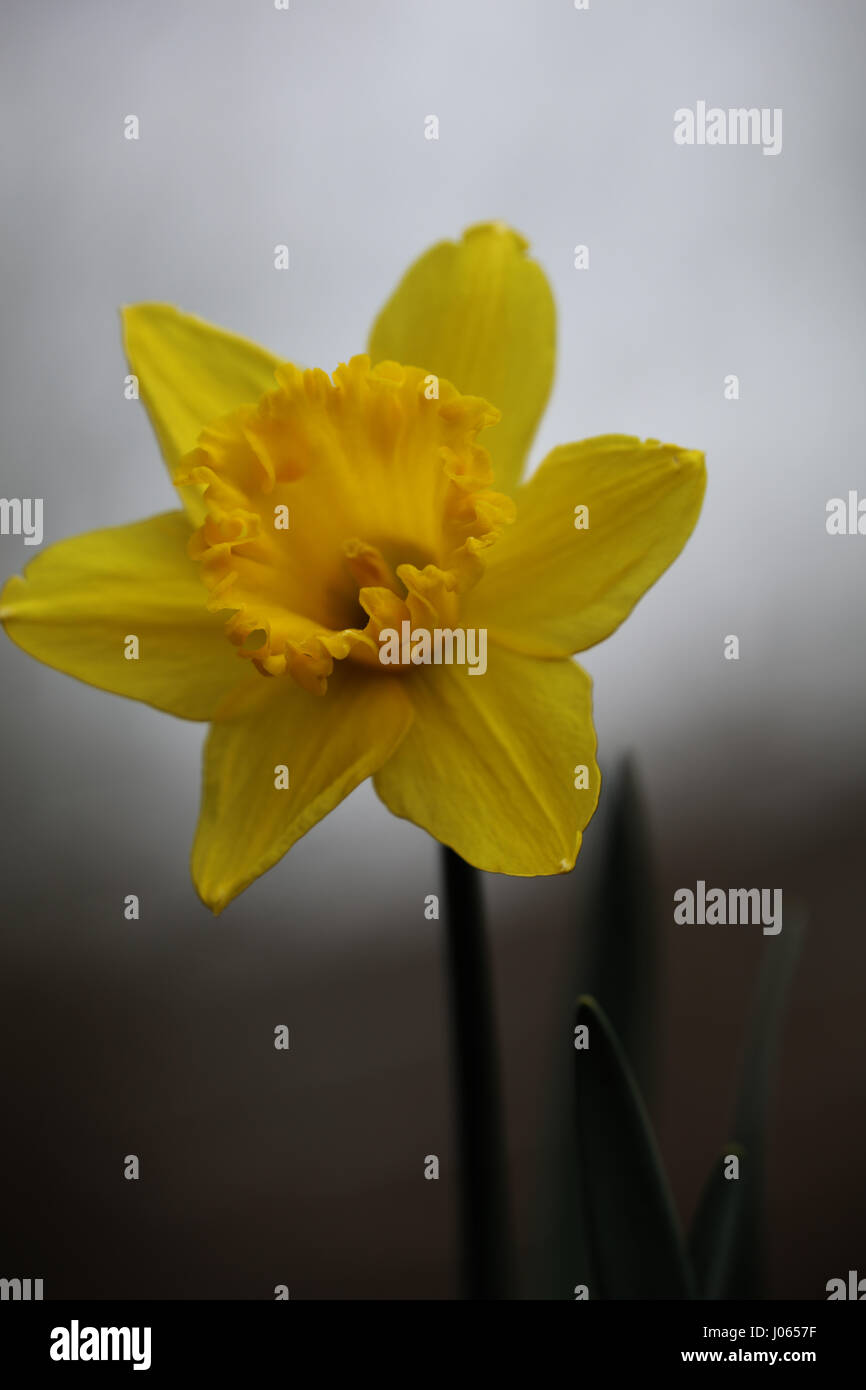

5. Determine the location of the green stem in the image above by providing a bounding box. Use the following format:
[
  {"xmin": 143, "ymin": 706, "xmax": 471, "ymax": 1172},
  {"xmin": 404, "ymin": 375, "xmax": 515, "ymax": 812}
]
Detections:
[{"xmin": 441, "ymin": 846, "xmax": 510, "ymax": 1299}]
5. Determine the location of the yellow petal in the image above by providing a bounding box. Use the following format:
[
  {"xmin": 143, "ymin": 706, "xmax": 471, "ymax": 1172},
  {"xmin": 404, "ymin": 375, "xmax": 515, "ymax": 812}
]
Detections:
[
  {"xmin": 374, "ymin": 647, "xmax": 599, "ymax": 875},
  {"xmin": 368, "ymin": 222, "xmax": 555, "ymax": 494},
  {"xmin": 0, "ymin": 511, "xmax": 251, "ymax": 719},
  {"xmin": 462, "ymin": 436, "xmax": 706, "ymax": 657},
  {"xmin": 192, "ymin": 668, "xmax": 413, "ymax": 913},
  {"xmin": 122, "ymin": 304, "xmax": 280, "ymax": 524}
]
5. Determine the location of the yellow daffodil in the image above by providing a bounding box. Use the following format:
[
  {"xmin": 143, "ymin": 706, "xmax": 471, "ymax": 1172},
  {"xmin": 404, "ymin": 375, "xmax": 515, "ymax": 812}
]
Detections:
[{"xmin": 0, "ymin": 223, "xmax": 705, "ymax": 912}]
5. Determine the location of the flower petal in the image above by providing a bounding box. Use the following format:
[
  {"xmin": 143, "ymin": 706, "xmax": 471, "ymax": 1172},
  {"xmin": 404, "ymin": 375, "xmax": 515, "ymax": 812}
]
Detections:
[
  {"xmin": 461, "ymin": 436, "xmax": 706, "ymax": 657},
  {"xmin": 122, "ymin": 304, "xmax": 280, "ymax": 523},
  {"xmin": 192, "ymin": 668, "xmax": 413, "ymax": 913},
  {"xmin": 0, "ymin": 511, "xmax": 251, "ymax": 719},
  {"xmin": 374, "ymin": 648, "xmax": 599, "ymax": 875},
  {"xmin": 368, "ymin": 223, "xmax": 555, "ymax": 494}
]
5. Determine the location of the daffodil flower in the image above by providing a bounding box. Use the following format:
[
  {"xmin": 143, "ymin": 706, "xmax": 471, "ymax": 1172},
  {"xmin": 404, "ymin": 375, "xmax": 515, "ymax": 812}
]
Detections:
[{"xmin": 0, "ymin": 223, "xmax": 705, "ymax": 912}]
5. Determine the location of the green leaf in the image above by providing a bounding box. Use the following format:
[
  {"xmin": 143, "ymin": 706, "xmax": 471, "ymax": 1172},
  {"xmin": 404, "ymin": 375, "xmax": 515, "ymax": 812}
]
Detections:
[
  {"xmin": 574, "ymin": 996, "xmax": 694, "ymax": 1299},
  {"xmin": 733, "ymin": 905, "xmax": 805, "ymax": 1144},
  {"xmin": 532, "ymin": 765, "xmax": 658, "ymax": 1300},
  {"xmin": 579, "ymin": 759, "xmax": 657, "ymax": 1100},
  {"xmin": 722, "ymin": 904, "xmax": 807, "ymax": 1297},
  {"xmin": 688, "ymin": 1145, "xmax": 747, "ymax": 1299}
]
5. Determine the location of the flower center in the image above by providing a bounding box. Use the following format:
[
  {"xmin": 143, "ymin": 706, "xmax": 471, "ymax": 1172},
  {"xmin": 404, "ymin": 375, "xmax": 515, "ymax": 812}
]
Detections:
[{"xmin": 178, "ymin": 355, "xmax": 514, "ymax": 693}]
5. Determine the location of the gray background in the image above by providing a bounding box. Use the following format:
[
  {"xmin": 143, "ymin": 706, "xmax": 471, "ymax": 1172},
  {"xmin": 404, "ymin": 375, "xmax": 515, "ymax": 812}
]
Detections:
[{"xmin": 0, "ymin": 0, "xmax": 864, "ymax": 1297}]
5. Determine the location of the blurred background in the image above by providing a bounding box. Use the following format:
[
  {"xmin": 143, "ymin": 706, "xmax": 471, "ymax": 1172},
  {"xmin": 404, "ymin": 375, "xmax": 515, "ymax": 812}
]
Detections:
[{"xmin": 0, "ymin": 0, "xmax": 864, "ymax": 1298}]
